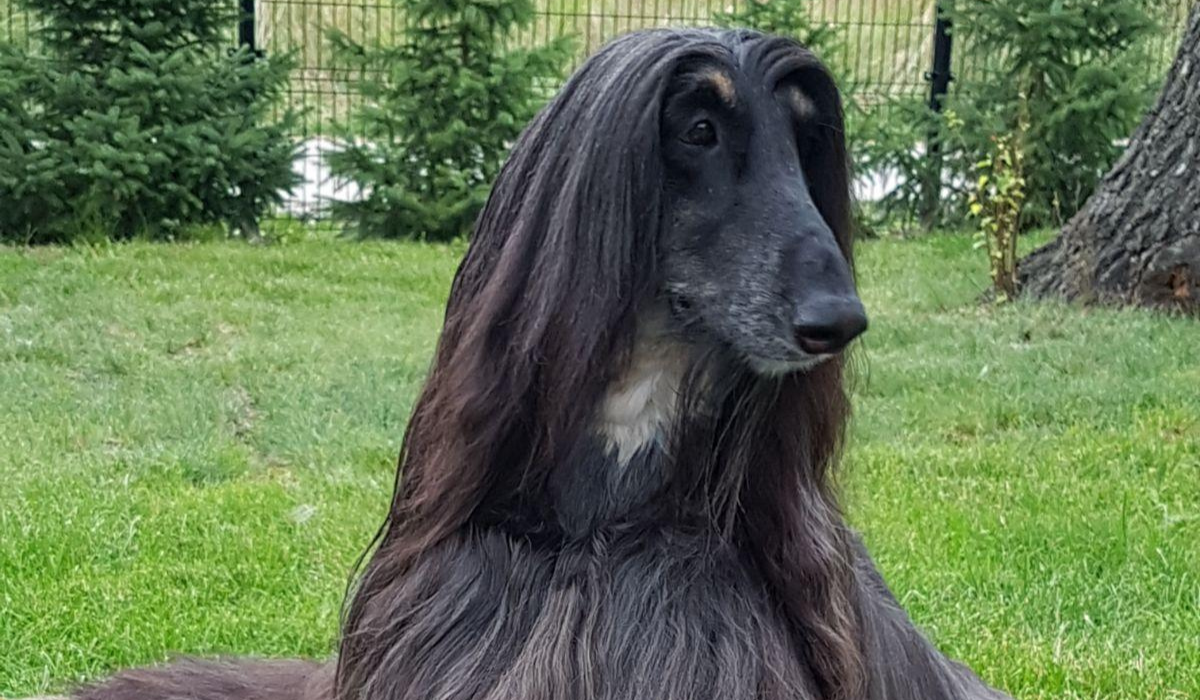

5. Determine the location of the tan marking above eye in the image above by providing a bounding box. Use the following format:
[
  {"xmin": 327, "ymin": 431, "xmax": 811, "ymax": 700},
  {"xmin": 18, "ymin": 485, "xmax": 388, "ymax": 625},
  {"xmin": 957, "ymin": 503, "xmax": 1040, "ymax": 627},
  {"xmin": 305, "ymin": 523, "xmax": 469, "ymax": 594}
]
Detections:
[
  {"xmin": 786, "ymin": 86, "xmax": 818, "ymax": 122},
  {"xmin": 701, "ymin": 70, "xmax": 737, "ymax": 107}
]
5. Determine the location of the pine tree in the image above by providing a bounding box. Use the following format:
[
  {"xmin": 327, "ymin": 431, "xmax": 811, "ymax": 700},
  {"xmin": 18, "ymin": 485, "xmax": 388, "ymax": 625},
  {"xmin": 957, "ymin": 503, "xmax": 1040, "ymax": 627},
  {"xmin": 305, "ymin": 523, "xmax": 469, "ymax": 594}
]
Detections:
[
  {"xmin": 327, "ymin": 0, "xmax": 572, "ymax": 240},
  {"xmin": 0, "ymin": 0, "xmax": 299, "ymax": 243},
  {"xmin": 944, "ymin": 0, "xmax": 1158, "ymax": 228}
]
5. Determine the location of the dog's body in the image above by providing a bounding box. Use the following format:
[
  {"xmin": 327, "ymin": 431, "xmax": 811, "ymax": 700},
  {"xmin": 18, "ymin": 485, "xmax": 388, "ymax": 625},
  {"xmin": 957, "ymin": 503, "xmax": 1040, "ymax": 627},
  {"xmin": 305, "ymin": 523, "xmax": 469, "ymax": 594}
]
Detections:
[
  {"xmin": 77, "ymin": 29, "xmax": 1011, "ymax": 700},
  {"xmin": 81, "ymin": 400, "xmax": 1008, "ymax": 700},
  {"xmin": 324, "ymin": 356, "xmax": 1011, "ymax": 700}
]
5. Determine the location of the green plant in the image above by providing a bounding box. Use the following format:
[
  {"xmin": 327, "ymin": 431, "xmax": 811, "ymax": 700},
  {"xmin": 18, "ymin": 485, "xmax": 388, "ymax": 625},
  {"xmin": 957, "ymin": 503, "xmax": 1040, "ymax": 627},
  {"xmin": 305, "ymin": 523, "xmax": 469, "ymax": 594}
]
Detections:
[
  {"xmin": 944, "ymin": 0, "xmax": 1157, "ymax": 229},
  {"xmin": 965, "ymin": 108, "xmax": 1027, "ymax": 302},
  {"xmin": 326, "ymin": 0, "xmax": 572, "ymax": 241},
  {"xmin": 859, "ymin": 0, "xmax": 1160, "ymax": 232},
  {"xmin": 0, "ymin": 0, "xmax": 300, "ymax": 245},
  {"xmin": 852, "ymin": 98, "xmax": 962, "ymax": 233}
]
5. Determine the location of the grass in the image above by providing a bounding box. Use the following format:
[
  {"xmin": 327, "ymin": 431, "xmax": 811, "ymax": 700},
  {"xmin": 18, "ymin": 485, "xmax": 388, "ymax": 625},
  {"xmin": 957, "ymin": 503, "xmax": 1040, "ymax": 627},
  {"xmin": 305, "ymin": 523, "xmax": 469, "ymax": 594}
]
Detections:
[{"xmin": 0, "ymin": 233, "xmax": 1197, "ymax": 699}]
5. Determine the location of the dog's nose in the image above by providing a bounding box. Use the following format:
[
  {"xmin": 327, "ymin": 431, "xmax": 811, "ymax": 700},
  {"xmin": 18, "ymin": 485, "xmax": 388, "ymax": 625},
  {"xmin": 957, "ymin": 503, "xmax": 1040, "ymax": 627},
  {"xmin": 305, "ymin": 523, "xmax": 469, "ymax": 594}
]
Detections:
[{"xmin": 793, "ymin": 297, "xmax": 868, "ymax": 355}]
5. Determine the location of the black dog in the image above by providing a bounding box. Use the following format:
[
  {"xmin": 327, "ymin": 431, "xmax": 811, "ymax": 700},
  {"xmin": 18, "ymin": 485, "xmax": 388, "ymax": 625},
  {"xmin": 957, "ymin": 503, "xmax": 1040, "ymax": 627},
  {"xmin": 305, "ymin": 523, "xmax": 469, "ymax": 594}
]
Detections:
[{"xmin": 79, "ymin": 29, "xmax": 1011, "ymax": 700}]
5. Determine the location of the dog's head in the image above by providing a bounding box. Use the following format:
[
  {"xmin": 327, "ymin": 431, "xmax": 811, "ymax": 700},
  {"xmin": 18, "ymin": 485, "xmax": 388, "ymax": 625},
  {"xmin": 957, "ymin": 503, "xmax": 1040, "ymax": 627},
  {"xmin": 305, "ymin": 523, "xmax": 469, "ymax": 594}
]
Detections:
[
  {"xmin": 443, "ymin": 29, "xmax": 863, "ymax": 384},
  {"xmin": 658, "ymin": 36, "xmax": 867, "ymax": 375}
]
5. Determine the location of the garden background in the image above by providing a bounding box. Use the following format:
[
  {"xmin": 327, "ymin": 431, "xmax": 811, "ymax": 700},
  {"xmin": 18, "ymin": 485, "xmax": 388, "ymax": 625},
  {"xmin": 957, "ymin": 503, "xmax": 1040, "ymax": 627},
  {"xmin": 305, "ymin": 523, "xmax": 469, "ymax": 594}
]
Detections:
[
  {"xmin": 1, "ymin": 1, "xmax": 1198, "ymax": 699},
  {"xmin": 2, "ymin": 0, "xmax": 1191, "ymax": 219}
]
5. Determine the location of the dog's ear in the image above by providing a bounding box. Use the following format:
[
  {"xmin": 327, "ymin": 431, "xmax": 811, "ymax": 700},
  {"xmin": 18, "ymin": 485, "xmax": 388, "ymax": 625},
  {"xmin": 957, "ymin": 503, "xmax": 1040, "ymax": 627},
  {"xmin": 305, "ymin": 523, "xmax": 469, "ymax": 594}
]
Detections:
[
  {"xmin": 761, "ymin": 42, "xmax": 854, "ymax": 260},
  {"xmin": 795, "ymin": 68, "xmax": 853, "ymax": 261},
  {"xmin": 339, "ymin": 38, "xmax": 731, "ymax": 691},
  {"xmin": 432, "ymin": 31, "xmax": 733, "ymax": 471},
  {"xmin": 372, "ymin": 31, "xmax": 729, "ymax": 565}
]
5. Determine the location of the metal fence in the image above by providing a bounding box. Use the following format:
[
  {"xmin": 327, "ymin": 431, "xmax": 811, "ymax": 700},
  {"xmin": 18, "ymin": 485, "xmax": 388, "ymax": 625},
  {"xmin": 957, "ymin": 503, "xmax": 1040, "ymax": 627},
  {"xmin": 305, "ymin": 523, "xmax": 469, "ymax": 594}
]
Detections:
[
  {"xmin": 1, "ymin": 0, "xmax": 1192, "ymax": 218},
  {"xmin": 251, "ymin": 0, "xmax": 957, "ymax": 215}
]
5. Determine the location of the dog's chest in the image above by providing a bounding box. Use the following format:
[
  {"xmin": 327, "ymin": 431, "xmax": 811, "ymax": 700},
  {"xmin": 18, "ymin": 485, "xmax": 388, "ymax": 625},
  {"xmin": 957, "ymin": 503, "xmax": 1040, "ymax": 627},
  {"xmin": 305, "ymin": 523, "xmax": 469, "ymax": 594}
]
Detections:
[{"xmin": 377, "ymin": 527, "xmax": 821, "ymax": 700}]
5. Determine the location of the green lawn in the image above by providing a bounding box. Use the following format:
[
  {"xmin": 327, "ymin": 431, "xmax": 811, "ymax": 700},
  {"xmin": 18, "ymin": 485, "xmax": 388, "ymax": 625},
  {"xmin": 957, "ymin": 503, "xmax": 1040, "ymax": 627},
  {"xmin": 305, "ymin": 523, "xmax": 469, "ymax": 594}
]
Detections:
[{"xmin": 1, "ymin": 234, "xmax": 1197, "ymax": 699}]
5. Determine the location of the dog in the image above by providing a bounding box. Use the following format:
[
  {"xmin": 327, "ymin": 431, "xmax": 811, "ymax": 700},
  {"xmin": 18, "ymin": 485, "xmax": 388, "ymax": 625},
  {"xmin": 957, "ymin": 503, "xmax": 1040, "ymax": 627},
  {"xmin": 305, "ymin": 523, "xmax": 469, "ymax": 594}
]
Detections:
[{"xmin": 78, "ymin": 28, "xmax": 1011, "ymax": 700}]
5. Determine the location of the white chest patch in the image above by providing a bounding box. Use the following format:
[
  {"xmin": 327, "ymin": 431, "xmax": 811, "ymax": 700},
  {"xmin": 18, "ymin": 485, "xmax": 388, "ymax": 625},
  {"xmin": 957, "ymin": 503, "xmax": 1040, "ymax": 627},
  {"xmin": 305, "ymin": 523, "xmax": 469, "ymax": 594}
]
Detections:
[{"xmin": 596, "ymin": 319, "xmax": 690, "ymax": 466}]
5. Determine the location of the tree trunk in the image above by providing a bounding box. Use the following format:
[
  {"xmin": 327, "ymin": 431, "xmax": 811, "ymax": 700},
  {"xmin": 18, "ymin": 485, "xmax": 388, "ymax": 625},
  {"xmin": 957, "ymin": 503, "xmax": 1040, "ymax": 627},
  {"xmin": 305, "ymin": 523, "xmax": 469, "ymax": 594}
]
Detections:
[{"xmin": 1018, "ymin": 3, "xmax": 1200, "ymax": 313}]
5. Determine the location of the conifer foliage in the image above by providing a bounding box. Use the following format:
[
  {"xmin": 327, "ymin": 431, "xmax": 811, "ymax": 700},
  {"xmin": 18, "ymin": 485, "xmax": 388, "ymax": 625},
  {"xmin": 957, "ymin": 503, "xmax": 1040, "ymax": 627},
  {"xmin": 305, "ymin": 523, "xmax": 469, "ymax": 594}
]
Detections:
[
  {"xmin": 945, "ymin": 0, "xmax": 1158, "ymax": 229},
  {"xmin": 0, "ymin": 0, "xmax": 299, "ymax": 243},
  {"xmin": 326, "ymin": 0, "xmax": 571, "ymax": 240}
]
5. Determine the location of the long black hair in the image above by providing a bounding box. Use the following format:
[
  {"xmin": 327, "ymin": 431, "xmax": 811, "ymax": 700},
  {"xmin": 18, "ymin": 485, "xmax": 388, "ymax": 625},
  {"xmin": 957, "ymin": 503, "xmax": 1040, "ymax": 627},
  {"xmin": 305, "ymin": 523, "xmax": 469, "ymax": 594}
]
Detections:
[{"xmin": 338, "ymin": 28, "xmax": 864, "ymax": 700}]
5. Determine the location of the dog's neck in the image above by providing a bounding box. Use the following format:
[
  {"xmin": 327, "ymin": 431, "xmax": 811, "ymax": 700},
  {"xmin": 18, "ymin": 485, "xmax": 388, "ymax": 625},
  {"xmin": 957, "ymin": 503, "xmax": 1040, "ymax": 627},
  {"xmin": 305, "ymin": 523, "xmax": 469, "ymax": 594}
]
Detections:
[
  {"xmin": 595, "ymin": 309, "xmax": 691, "ymax": 467},
  {"xmin": 539, "ymin": 308, "xmax": 701, "ymax": 537}
]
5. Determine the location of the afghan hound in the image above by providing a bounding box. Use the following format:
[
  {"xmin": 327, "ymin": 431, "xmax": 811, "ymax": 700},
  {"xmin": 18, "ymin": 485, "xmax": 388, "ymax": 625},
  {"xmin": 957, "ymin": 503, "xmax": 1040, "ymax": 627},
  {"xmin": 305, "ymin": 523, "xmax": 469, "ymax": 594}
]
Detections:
[{"xmin": 77, "ymin": 28, "xmax": 1012, "ymax": 700}]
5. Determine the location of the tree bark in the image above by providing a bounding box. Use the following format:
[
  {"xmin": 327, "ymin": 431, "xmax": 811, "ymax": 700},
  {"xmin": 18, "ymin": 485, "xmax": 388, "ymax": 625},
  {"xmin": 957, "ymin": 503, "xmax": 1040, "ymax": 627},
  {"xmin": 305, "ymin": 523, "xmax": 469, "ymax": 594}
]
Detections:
[{"xmin": 1018, "ymin": 3, "xmax": 1200, "ymax": 313}]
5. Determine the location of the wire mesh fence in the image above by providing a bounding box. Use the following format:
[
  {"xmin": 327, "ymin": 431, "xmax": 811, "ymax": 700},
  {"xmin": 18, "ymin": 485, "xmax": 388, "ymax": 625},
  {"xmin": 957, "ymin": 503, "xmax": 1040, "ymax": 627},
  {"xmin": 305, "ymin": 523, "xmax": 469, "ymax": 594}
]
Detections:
[{"xmin": 1, "ymin": 0, "xmax": 1192, "ymax": 219}]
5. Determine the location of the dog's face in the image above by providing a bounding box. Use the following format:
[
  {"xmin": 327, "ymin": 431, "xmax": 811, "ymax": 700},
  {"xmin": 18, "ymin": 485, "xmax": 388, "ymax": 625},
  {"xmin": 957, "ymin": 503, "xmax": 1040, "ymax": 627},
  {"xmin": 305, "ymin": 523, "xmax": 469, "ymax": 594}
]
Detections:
[{"xmin": 659, "ymin": 59, "xmax": 867, "ymax": 375}]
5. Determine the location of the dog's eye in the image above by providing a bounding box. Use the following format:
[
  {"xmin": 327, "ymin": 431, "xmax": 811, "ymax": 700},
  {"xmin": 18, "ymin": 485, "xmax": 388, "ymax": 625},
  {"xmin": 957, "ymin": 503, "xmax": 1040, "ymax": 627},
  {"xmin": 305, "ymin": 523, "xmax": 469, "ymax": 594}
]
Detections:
[{"xmin": 681, "ymin": 120, "xmax": 717, "ymax": 147}]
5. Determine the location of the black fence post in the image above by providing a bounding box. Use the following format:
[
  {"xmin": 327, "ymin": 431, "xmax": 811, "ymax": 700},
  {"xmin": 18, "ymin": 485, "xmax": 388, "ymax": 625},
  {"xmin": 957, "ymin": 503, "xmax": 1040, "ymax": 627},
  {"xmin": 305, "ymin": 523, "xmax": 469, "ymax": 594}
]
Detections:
[
  {"xmin": 921, "ymin": 2, "xmax": 953, "ymax": 229},
  {"xmin": 238, "ymin": 0, "xmax": 256, "ymax": 55}
]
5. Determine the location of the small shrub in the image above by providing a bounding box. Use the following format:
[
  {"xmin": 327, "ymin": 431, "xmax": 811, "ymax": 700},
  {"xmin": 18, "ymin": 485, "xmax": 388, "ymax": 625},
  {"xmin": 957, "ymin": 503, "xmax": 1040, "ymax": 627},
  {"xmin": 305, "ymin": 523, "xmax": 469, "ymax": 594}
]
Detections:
[
  {"xmin": 0, "ymin": 0, "xmax": 300, "ymax": 244},
  {"xmin": 852, "ymin": 98, "xmax": 956, "ymax": 232},
  {"xmin": 964, "ymin": 109, "xmax": 1027, "ymax": 302},
  {"xmin": 326, "ymin": 0, "xmax": 572, "ymax": 241}
]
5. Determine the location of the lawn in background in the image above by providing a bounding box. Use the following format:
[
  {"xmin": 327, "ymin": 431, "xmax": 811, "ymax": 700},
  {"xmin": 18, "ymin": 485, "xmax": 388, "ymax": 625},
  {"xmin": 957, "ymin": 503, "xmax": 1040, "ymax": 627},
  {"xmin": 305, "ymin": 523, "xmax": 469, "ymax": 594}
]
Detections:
[{"xmin": 0, "ymin": 234, "xmax": 1197, "ymax": 699}]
